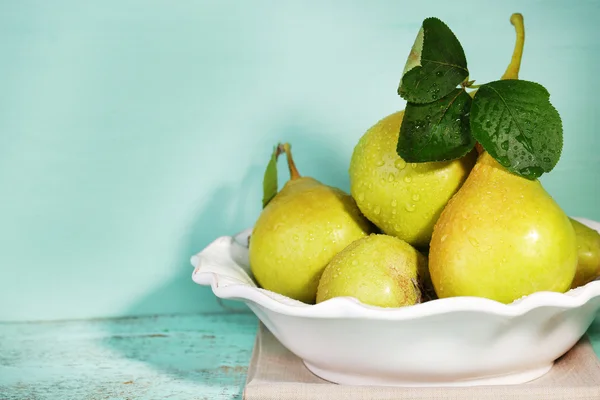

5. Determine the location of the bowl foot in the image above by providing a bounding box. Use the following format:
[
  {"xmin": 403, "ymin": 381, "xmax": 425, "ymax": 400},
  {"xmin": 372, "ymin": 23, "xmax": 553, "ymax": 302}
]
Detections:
[{"xmin": 303, "ymin": 361, "xmax": 553, "ymax": 387}]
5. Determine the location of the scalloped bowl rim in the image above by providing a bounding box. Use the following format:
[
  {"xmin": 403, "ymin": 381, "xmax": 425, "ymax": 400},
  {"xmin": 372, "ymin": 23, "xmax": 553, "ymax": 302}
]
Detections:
[{"xmin": 191, "ymin": 217, "xmax": 600, "ymax": 321}]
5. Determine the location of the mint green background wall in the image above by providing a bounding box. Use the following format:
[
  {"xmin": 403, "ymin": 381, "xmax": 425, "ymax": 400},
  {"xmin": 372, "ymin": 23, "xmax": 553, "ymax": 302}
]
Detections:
[{"xmin": 1, "ymin": 1, "xmax": 598, "ymax": 322}]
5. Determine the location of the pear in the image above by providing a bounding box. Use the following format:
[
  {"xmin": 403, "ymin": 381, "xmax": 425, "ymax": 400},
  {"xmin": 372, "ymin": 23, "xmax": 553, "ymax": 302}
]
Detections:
[
  {"xmin": 428, "ymin": 14, "xmax": 578, "ymax": 303},
  {"xmin": 428, "ymin": 152, "xmax": 578, "ymax": 303},
  {"xmin": 349, "ymin": 111, "xmax": 477, "ymax": 249},
  {"xmin": 316, "ymin": 234, "xmax": 428, "ymax": 307},
  {"xmin": 570, "ymin": 218, "xmax": 600, "ymax": 289},
  {"xmin": 249, "ymin": 143, "xmax": 375, "ymax": 304}
]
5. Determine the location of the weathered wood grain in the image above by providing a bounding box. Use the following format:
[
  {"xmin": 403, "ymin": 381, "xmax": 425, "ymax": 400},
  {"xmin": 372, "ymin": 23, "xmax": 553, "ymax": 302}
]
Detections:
[{"xmin": 0, "ymin": 312, "xmax": 258, "ymax": 400}]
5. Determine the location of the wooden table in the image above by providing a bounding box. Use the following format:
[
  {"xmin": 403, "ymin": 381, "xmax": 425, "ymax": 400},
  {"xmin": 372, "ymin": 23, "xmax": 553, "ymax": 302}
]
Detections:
[{"xmin": 1, "ymin": 311, "xmax": 599, "ymax": 400}]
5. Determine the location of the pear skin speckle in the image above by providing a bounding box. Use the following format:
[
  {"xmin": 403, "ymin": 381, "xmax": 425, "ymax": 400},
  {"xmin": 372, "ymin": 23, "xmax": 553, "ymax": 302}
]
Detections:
[
  {"xmin": 570, "ymin": 218, "xmax": 600, "ymax": 288},
  {"xmin": 349, "ymin": 111, "xmax": 476, "ymax": 248},
  {"xmin": 428, "ymin": 152, "xmax": 578, "ymax": 304},
  {"xmin": 316, "ymin": 234, "xmax": 429, "ymax": 308},
  {"xmin": 249, "ymin": 176, "xmax": 376, "ymax": 304}
]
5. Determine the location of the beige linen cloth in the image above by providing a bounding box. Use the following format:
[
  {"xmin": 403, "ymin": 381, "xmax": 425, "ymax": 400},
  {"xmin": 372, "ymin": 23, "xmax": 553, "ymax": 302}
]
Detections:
[{"xmin": 243, "ymin": 323, "xmax": 600, "ymax": 400}]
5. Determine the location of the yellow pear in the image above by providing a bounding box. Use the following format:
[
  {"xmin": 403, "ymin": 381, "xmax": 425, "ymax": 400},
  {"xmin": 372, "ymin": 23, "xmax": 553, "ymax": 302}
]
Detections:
[
  {"xmin": 249, "ymin": 143, "xmax": 375, "ymax": 304},
  {"xmin": 349, "ymin": 111, "xmax": 476, "ymax": 248},
  {"xmin": 570, "ymin": 218, "xmax": 600, "ymax": 289},
  {"xmin": 316, "ymin": 234, "xmax": 428, "ymax": 307},
  {"xmin": 429, "ymin": 152, "xmax": 577, "ymax": 303}
]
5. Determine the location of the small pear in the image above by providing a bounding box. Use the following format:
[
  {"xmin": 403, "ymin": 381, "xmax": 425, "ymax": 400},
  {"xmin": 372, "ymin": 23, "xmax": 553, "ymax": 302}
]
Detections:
[
  {"xmin": 349, "ymin": 111, "xmax": 476, "ymax": 248},
  {"xmin": 249, "ymin": 144, "xmax": 375, "ymax": 304},
  {"xmin": 570, "ymin": 218, "xmax": 600, "ymax": 289},
  {"xmin": 316, "ymin": 234, "xmax": 428, "ymax": 308}
]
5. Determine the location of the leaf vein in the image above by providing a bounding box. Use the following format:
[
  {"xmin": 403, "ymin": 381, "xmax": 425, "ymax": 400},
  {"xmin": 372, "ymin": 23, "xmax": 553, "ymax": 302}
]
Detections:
[
  {"xmin": 414, "ymin": 63, "xmax": 444, "ymax": 90},
  {"xmin": 487, "ymin": 86, "xmax": 536, "ymax": 163},
  {"xmin": 414, "ymin": 90, "xmax": 463, "ymax": 156},
  {"xmin": 422, "ymin": 58, "xmax": 468, "ymax": 72},
  {"xmin": 492, "ymin": 105, "xmax": 506, "ymax": 141}
]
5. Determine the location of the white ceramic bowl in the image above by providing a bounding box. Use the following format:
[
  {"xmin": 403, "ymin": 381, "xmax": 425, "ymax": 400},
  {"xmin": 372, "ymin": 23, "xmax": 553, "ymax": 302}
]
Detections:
[{"xmin": 191, "ymin": 217, "xmax": 600, "ymax": 387}]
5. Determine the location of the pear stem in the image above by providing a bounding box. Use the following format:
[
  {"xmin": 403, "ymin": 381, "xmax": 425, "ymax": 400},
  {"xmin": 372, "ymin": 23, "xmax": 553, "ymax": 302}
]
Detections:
[
  {"xmin": 501, "ymin": 13, "xmax": 525, "ymax": 80},
  {"xmin": 475, "ymin": 143, "xmax": 484, "ymax": 155},
  {"xmin": 475, "ymin": 13, "xmax": 525, "ymax": 159},
  {"xmin": 280, "ymin": 143, "xmax": 301, "ymax": 180}
]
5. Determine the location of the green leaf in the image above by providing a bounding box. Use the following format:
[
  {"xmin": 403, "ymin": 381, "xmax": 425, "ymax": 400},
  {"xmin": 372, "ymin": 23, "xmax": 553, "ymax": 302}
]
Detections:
[
  {"xmin": 262, "ymin": 145, "xmax": 282, "ymax": 208},
  {"xmin": 397, "ymin": 88, "xmax": 475, "ymax": 162},
  {"xmin": 398, "ymin": 17, "xmax": 469, "ymax": 104},
  {"xmin": 470, "ymin": 79, "xmax": 563, "ymax": 179}
]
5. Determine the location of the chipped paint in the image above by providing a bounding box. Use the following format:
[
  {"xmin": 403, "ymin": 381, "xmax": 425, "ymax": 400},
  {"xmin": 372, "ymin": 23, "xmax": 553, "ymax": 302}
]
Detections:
[{"xmin": 0, "ymin": 312, "xmax": 258, "ymax": 399}]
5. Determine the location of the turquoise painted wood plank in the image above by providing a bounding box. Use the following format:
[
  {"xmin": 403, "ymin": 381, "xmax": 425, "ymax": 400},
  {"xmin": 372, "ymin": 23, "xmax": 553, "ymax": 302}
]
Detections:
[
  {"xmin": 0, "ymin": 312, "xmax": 258, "ymax": 400},
  {"xmin": 0, "ymin": 313, "xmax": 599, "ymax": 399}
]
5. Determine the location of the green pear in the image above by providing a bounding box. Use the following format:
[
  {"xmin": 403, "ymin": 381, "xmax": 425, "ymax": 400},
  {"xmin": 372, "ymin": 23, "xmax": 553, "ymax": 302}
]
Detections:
[
  {"xmin": 349, "ymin": 111, "xmax": 477, "ymax": 248},
  {"xmin": 428, "ymin": 152, "xmax": 578, "ymax": 303},
  {"xmin": 249, "ymin": 143, "xmax": 375, "ymax": 304},
  {"xmin": 316, "ymin": 234, "xmax": 428, "ymax": 307},
  {"xmin": 570, "ymin": 218, "xmax": 600, "ymax": 289}
]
